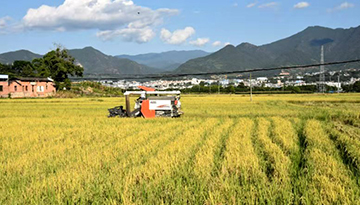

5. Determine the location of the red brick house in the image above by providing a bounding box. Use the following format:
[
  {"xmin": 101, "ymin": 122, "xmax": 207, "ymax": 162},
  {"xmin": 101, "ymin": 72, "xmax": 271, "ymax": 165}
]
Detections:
[
  {"xmin": 0, "ymin": 75, "xmax": 56, "ymax": 98},
  {"xmin": 0, "ymin": 75, "xmax": 10, "ymax": 98}
]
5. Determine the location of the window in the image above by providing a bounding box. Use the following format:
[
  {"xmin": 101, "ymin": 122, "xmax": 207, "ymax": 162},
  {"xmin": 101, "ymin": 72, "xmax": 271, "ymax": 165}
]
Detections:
[
  {"xmin": 37, "ymin": 86, "xmax": 44, "ymax": 92},
  {"xmin": 0, "ymin": 85, "xmax": 3, "ymax": 92},
  {"xmin": 14, "ymin": 86, "xmax": 17, "ymax": 92},
  {"xmin": 32, "ymin": 85, "xmax": 34, "ymax": 92},
  {"xmin": 46, "ymin": 84, "xmax": 48, "ymax": 90},
  {"xmin": 25, "ymin": 86, "xmax": 28, "ymax": 92}
]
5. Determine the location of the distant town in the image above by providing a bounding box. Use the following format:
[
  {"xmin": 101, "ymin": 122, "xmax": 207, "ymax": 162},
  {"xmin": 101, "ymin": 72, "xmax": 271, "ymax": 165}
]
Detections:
[{"xmin": 97, "ymin": 68, "xmax": 360, "ymax": 93}]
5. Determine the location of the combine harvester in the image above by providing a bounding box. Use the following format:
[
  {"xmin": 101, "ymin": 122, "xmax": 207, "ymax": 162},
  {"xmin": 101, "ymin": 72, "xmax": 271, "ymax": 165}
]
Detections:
[{"xmin": 108, "ymin": 86, "xmax": 183, "ymax": 118}]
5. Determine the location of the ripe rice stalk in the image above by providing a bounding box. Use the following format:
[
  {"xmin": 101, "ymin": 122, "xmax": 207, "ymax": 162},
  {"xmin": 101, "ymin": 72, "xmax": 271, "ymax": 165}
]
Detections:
[
  {"xmin": 303, "ymin": 120, "xmax": 359, "ymax": 204},
  {"xmin": 271, "ymin": 117, "xmax": 299, "ymax": 155},
  {"xmin": 193, "ymin": 118, "xmax": 233, "ymax": 180}
]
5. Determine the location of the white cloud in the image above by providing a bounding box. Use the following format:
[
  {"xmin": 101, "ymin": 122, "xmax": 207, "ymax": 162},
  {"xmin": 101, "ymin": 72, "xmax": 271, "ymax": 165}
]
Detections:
[
  {"xmin": 224, "ymin": 42, "xmax": 231, "ymax": 46},
  {"xmin": 212, "ymin": 41, "xmax": 230, "ymax": 47},
  {"xmin": 212, "ymin": 41, "xmax": 222, "ymax": 47},
  {"xmin": 294, "ymin": 2, "xmax": 310, "ymax": 9},
  {"xmin": 258, "ymin": 2, "xmax": 278, "ymax": 9},
  {"xmin": 0, "ymin": 16, "xmax": 11, "ymax": 29},
  {"xmin": 96, "ymin": 26, "xmax": 155, "ymax": 43},
  {"xmin": 247, "ymin": 2, "xmax": 257, "ymax": 8},
  {"xmin": 21, "ymin": 0, "xmax": 178, "ymax": 43},
  {"xmin": 190, "ymin": 38, "xmax": 210, "ymax": 47},
  {"xmin": 233, "ymin": 3, "xmax": 238, "ymax": 7},
  {"xmin": 328, "ymin": 2, "xmax": 355, "ymax": 12},
  {"xmin": 338, "ymin": 2, "xmax": 355, "ymax": 9},
  {"xmin": 160, "ymin": 27, "xmax": 195, "ymax": 44}
]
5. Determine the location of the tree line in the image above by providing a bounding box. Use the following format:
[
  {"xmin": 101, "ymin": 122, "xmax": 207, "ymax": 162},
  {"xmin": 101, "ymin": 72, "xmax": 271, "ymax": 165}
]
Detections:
[
  {"xmin": 0, "ymin": 47, "xmax": 83, "ymax": 90},
  {"xmin": 180, "ymin": 82, "xmax": 360, "ymax": 94}
]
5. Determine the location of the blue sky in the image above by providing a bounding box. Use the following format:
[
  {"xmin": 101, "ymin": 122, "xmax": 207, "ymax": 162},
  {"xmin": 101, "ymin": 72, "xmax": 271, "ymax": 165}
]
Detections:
[{"xmin": 0, "ymin": 0, "xmax": 359, "ymax": 55}]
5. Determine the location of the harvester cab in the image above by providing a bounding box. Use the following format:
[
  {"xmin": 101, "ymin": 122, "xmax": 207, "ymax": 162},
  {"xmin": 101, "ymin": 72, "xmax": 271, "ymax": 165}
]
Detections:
[{"xmin": 108, "ymin": 86, "xmax": 183, "ymax": 118}]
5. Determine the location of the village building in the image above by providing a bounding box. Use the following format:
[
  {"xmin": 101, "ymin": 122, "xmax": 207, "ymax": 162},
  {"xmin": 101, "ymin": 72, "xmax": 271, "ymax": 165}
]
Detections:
[
  {"xmin": 0, "ymin": 75, "xmax": 10, "ymax": 98},
  {"xmin": 0, "ymin": 75, "xmax": 56, "ymax": 98},
  {"xmin": 257, "ymin": 77, "xmax": 268, "ymax": 82},
  {"xmin": 279, "ymin": 70, "xmax": 291, "ymax": 78}
]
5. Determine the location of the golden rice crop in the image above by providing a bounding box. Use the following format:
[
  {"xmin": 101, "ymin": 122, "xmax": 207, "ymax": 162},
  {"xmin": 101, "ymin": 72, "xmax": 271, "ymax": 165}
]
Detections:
[
  {"xmin": 255, "ymin": 118, "xmax": 293, "ymax": 203},
  {"xmin": 210, "ymin": 118, "xmax": 268, "ymax": 204},
  {"xmin": 271, "ymin": 117, "xmax": 299, "ymax": 155},
  {"xmin": 303, "ymin": 120, "xmax": 359, "ymax": 204},
  {"xmin": 193, "ymin": 118, "xmax": 233, "ymax": 180},
  {"xmin": 1, "ymin": 94, "xmax": 360, "ymax": 204},
  {"xmin": 330, "ymin": 122, "xmax": 360, "ymax": 172},
  {"xmin": 123, "ymin": 118, "xmax": 215, "ymax": 204},
  {"xmin": 221, "ymin": 118, "xmax": 262, "ymax": 178}
]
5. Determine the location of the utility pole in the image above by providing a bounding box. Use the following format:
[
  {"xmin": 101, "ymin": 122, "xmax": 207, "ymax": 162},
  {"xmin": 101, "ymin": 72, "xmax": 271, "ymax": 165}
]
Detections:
[
  {"xmin": 218, "ymin": 78, "xmax": 220, "ymax": 95},
  {"xmin": 338, "ymin": 74, "xmax": 340, "ymax": 94},
  {"xmin": 282, "ymin": 79, "xmax": 285, "ymax": 92},
  {"xmin": 250, "ymin": 73, "xmax": 253, "ymax": 102}
]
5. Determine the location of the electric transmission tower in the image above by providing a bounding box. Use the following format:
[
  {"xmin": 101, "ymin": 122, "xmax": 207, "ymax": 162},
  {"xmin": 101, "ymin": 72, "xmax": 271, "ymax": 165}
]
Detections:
[{"xmin": 319, "ymin": 45, "xmax": 326, "ymax": 93}]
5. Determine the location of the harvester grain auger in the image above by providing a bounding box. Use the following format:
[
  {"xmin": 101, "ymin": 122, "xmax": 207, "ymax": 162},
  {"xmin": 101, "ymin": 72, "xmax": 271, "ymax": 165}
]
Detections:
[{"xmin": 108, "ymin": 86, "xmax": 183, "ymax": 118}]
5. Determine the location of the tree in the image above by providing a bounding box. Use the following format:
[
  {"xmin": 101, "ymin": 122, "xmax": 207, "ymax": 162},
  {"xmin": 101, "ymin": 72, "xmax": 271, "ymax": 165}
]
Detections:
[
  {"xmin": 226, "ymin": 85, "xmax": 236, "ymax": 93},
  {"xmin": 285, "ymin": 86, "xmax": 301, "ymax": 93},
  {"xmin": 33, "ymin": 46, "xmax": 83, "ymax": 90},
  {"xmin": 236, "ymin": 82, "xmax": 248, "ymax": 92},
  {"xmin": 342, "ymin": 84, "xmax": 353, "ymax": 92},
  {"xmin": 12, "ymin": 61, "xmax": 36, "ymax": 77},
  {"xmin": 354, "ymin": 81, "xmax": 360, "ymax": 92},
  {"xmin": 0, "ymin": 62, "xmax": 12, "ymax": 76}
]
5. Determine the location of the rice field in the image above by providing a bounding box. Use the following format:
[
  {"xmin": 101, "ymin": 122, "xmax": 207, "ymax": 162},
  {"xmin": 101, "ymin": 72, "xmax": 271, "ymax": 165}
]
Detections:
[{"xmin": 1, "ymin": 94, "xmax": 360, "ymax": 204}]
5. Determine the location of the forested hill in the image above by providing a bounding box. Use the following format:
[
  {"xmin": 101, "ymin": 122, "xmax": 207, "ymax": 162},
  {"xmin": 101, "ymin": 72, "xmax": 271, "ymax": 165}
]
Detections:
[
  {"xmin": 2, "ymin": 25, "xmax": 360, "ymax": 76},
  {"xmin": 116, "ymin": 50, "xmax": 210, "ymax": 71},
  {"xmin": 0, "ymin": 47, "xmax": 159, "ymax": 75},
  {"xmin": 176, "ymin": 25, "xmax": 360, "ymax": 74},
  {"xmin": 68, "ymin": 47, "xmax": 159, "ymax": 75},
  {"xmin": 0, "ymin": 50, "xmax": 42, "ymax": 64}
]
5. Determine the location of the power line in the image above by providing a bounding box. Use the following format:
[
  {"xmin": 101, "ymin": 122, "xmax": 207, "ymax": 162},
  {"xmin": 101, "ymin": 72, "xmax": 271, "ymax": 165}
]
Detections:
[{"xmin": 74, "ymin": 59, "xmax": 360, "ymax": 80}]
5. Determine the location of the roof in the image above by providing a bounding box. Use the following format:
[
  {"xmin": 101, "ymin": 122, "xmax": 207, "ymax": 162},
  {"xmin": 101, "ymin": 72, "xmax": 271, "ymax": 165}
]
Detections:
[
  {"xmin": 0, "ymin": 75, "xmax": 9, "ymax": 79},
  {"xmin": 15, "ymin": 77, "xmax": 54, "ymax": 82},
  {"xmin": 124, "ymin": 91, "xmax": 181, "ymax": 96},
  {"xmin": 138, "ymin": 86, "xmax": 156, "ymax": 91}
]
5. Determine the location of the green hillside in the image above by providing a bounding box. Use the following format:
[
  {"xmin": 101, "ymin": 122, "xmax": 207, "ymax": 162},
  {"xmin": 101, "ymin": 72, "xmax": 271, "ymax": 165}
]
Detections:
[
  {"xmin": 69, "ymin": 47, "xmax": 159, "ymax": 75},
  {"xmin": 0, "ymin": 47, "xmax": 159, "ymax": 75},
  {"xmin": 117, "ymin": 50, "xmax": 210, "ymax": 71},
  {"xmin": 0, "ymin": 50, "xmax": 42, "ymax": 64},
  {"xmin": 176, "ymin": 25, "xmax": 360, "ymax": 74}
]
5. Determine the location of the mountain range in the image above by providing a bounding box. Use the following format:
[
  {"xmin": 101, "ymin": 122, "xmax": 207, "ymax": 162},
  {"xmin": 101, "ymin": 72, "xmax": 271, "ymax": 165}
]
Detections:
[
  {"xmin": 0, "ymin": 47, "xmax": 159, "ymax": 75},
  {"xmin": 0, "ymin": 50, "xmax": 42, "ymax": 64},
  {"xmin": 116, "ymin": 50, "xmax": 209, "ymax": 71},
  {"xmin": 67, "ymin": 47, "xmax": 158, "ymax": 75},
  {"xmin": 176, "ymin": 25, "xmax": 360, "ymax": 74},
  {"xmin": 0, "ymin": 47, "xmax": 208, "ymax": 75},
  {"xmin": 1, "ymin": 25, "xmax": 360, "ymax": 76}
]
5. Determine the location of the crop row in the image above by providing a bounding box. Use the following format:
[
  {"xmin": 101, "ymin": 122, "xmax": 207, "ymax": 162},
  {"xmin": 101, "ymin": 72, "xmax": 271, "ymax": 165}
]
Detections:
[
  {"xmin": 303, "ymin": 120, "xmax": 359, "ymax": 204},
  {"xmin": 211, "ymin": 118, "xmax": 268, "ymax": 204},
  {"xmin": 193, "ymin": 118, "xmax": 233, "ymax": 180},
  {"xmin": 330, "ymin": 122, "xmax": 360, "ymax": 173},
  {"xmin": 255, "ymin": 118, "xmax": 293, "ymax": 203},
  {"xmin": 2, "ymin": 111, "xmax": 360, "ymax": 204},
  {"xmin": 122, "ymin": 118, "xmax": 215, "ymax": 204}
]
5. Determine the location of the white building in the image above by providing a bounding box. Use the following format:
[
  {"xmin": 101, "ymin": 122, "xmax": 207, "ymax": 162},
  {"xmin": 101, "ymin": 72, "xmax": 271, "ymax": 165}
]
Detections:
[{"xmin": 257, "ymin": 77, "xmax": 268, "ymax": 82}]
